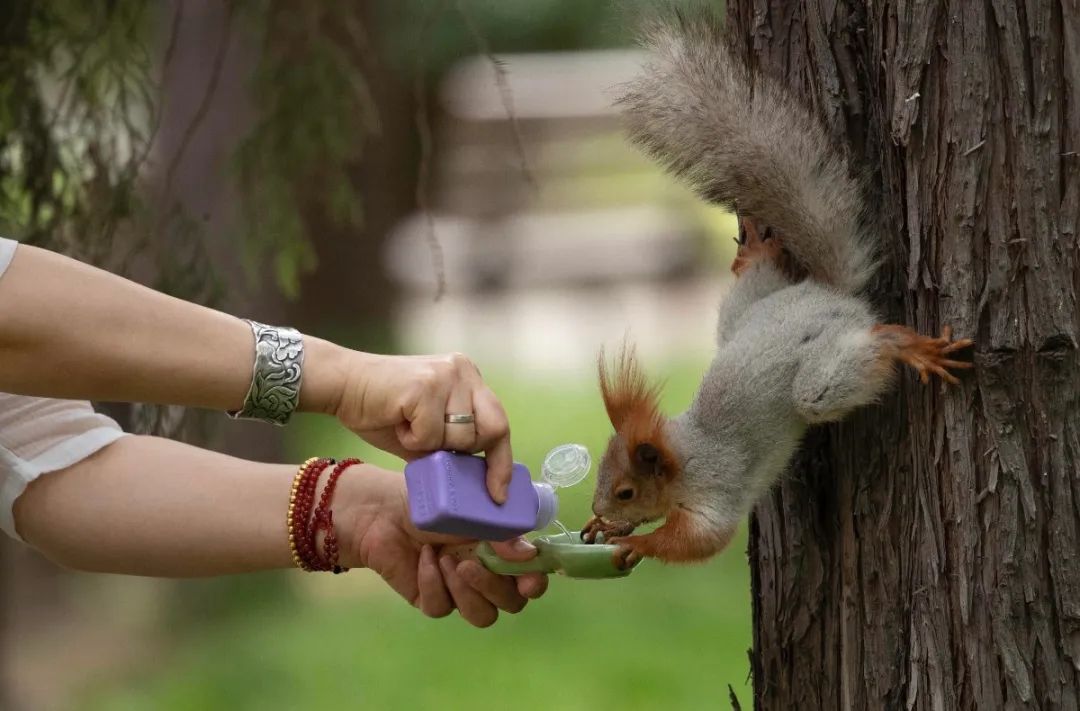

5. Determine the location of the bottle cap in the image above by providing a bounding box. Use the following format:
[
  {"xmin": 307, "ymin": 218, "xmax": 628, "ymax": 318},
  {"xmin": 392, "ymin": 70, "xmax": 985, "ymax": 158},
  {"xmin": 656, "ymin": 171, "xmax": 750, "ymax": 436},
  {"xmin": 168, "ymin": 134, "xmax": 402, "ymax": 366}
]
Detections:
[
  {"xmin": 533, "ymin": 482, "xmax": 559, "ymax": 530},
  {"xmin": 541, "ymin": 443, "xmax": 591, "ymax": 488}
]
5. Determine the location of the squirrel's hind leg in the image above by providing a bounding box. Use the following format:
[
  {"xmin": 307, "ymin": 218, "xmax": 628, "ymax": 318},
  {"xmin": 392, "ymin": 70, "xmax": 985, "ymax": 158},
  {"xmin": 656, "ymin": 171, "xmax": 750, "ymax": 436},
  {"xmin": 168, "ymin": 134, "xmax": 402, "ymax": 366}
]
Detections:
[{"xmin": 716, "ymin": 218, "xmax": 792, "ymax": 346}]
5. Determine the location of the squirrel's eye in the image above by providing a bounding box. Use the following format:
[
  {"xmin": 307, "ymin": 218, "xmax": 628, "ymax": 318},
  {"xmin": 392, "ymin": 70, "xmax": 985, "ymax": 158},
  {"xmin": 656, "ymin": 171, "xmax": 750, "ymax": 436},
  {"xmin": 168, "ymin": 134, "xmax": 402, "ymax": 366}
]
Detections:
[{"xmin": 616, "ymin": 486, "xmax": 635, "ymax": 501}]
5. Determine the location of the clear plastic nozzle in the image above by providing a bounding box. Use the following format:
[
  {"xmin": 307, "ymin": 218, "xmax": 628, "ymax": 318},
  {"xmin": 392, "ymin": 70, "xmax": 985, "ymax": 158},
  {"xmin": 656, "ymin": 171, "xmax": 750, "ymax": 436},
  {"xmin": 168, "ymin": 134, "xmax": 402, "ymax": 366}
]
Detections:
[{"xmin": 541, "ymin": 444, "xmax": 591, "ymax": 489}]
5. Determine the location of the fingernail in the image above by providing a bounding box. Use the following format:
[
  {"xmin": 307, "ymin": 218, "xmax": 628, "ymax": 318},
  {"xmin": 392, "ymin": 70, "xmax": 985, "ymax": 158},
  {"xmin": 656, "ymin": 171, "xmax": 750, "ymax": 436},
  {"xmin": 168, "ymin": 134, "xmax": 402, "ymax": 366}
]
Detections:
[
  {"xmin": 521, "ymin": 574, "xmax": 546, "ymax": 599},
  {"xmin": 510, "ymin": 537, "xmax": 535, "ymax": 554},
  {"xmin": 420, "ymin": 545, "xmax": 434, "ymax": 565},
  {"xmin": 438, "ymin": 555, "xmax": 455, "ymax": 575},
  {"xmin": 458, "ymin": 560, "xmax": 480, "ymax": 582}
]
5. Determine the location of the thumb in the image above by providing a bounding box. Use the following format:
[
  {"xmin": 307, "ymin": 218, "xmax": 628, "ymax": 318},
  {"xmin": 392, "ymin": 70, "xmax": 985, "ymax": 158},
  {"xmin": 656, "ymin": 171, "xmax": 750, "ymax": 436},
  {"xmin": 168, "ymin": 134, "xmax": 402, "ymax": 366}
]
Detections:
[{"xmin": 488, "ymin": 537, "xmax": 538, "ymax": 562}]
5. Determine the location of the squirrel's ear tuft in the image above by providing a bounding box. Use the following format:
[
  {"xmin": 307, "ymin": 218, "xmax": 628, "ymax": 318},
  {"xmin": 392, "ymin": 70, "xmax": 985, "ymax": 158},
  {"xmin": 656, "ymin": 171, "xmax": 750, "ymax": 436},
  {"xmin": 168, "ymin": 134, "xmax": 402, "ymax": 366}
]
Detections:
[
  {"xmin": 598, "ymin": 340, "xmax": 659, "ymax": 431},
  {"xmin": 598, "ymin": 341, "xmax": 680, "ymax": 480}
]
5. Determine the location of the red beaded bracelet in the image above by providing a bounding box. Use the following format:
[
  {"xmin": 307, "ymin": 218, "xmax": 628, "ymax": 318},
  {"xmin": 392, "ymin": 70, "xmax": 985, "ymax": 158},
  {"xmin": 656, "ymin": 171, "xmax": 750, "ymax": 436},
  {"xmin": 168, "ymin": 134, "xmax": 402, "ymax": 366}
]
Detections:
[
  {"xmin": 310, "ymin": 458, "xmax": 362, "ymax": 574},
  {"xmin": 287, "ymin": 457, "xmax": 334, "ymax": 572},
  {"xmin": 287, "ymin": 457, "xmax": 319, "ymax": 570}
]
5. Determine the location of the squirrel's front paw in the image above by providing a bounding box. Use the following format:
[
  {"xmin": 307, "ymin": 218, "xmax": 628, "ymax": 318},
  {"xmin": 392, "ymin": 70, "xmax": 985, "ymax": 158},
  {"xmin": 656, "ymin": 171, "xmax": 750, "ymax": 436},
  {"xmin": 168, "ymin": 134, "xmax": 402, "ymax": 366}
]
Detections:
[
  {"xmin": 580, "ymin": 515, "xmax": 604, "ymax": 542},
  {"xmin": 875, "ymin": 324, "xmax": 975, "ymax": 385},
  {"xmin": 607, "ymin": 536, "xmax": 648, "ymax": 571},
  {"xmin": 581, "ymin": 516, "xmax": 635, "ymax": 544}
]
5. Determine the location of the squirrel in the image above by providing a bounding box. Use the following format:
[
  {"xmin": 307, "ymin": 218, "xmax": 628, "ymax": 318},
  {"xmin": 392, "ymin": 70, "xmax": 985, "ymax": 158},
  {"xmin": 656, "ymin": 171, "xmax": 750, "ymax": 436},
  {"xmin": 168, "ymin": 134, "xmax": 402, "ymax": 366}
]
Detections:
[{"xmin": 580, "ymin": 8, "xmax": 974, "ymax": 569}]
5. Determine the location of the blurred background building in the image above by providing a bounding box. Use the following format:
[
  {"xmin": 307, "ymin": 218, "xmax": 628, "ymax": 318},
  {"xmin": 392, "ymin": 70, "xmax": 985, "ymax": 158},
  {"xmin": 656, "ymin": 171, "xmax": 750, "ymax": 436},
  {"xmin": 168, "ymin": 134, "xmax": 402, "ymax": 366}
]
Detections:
[
  {"xmin": 1, "ymin": 2, "xmax": 748, "ymax": 709},
  {"xmin": 387, "ymin": 47, "xmax": 732, "ymax": 374}
]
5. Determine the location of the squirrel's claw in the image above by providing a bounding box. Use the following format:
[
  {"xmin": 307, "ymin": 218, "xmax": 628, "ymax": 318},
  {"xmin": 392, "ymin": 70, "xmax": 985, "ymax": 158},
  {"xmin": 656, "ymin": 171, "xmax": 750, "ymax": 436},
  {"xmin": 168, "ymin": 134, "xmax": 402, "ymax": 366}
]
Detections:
[
  {"xmin": 608, "ymin": 536, "xmax": 646, "ymax": 571},
  {"xmin": 904, "ymin": 325, "xmax": 975, "ymax": 385},
  {"xmin": 581, "ymin": 515, "xmax": 635, "ymax": 544},
  {"xmin": 580, "ymin": 515, "xmax": 603, "ymax": 543},
  {"xmin": 732, "ymin": 216, "xmax": 785, "ymax": 276},
  {"xmin": 875, "ymin": 323, "xmax": 975, "ymax": 386}
]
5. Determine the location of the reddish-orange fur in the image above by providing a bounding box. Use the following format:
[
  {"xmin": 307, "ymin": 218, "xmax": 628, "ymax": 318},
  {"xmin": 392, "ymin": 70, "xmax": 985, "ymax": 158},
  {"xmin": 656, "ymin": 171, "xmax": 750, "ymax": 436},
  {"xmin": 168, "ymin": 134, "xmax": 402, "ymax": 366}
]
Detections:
[
  {"xmin": 598, "ymin": 343, "xmax": 681, "ymax": 480},
  {"xmin": 609, "ymin": 509, "xmax": 736, "ymax": 568}
]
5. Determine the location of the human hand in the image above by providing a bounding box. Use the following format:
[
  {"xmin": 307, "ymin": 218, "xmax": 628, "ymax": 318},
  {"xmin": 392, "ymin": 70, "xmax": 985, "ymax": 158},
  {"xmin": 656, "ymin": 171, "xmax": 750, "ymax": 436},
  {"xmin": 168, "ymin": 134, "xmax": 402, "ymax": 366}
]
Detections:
[
  {"xmin": 330, "ymin": 352, "xmax": 513, "ymax": 503},
  {"xmin": 335, "ymin": 463, "xmax": 548, "ymax": 628}
]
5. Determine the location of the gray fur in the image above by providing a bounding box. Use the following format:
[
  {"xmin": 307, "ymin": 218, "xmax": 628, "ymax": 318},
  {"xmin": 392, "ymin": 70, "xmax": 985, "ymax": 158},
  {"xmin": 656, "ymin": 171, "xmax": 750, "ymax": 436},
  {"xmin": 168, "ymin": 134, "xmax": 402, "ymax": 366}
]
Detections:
[
  {"xmin": 668, "ymin": 260, "xmax": 890, "ymax": 534},
  {"xmin": 590, "ymin": 9, "xmax": 896, "ymax": 549},
  {"xmin": 617, "ymin": 7, "xmax": 878, "ymax": 294}
]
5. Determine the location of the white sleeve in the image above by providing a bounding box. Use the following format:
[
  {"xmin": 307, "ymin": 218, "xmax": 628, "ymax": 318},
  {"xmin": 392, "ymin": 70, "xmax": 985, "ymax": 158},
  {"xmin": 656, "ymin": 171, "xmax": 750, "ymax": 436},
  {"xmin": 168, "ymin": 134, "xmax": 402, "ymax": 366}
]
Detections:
[
  {"xmin": 0, "ymin": 395, "xmax": 127, "ymax": 540},
  {"xmin": 0, "ymin": 236, "xmax": 16, "ymax": 275},
  {"xmin": 0, "ymin": 237, "xmax": 128, "ymax": 540}
]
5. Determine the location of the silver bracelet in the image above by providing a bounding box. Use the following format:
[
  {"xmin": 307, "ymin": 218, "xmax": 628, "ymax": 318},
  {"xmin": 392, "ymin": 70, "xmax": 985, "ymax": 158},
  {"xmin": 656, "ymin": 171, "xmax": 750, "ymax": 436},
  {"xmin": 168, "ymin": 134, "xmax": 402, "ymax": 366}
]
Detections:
[{"xmin": 228, "ymin": 319, "xmax": 304, "ymax": 425}]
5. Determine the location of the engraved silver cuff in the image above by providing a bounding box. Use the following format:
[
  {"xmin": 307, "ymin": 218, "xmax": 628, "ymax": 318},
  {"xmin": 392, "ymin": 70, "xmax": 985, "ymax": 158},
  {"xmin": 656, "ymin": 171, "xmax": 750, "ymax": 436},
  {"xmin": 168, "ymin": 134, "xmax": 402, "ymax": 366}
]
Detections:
[{"xmin": 229, "ymin": 319, "xmax": 304, "ymax": 426}]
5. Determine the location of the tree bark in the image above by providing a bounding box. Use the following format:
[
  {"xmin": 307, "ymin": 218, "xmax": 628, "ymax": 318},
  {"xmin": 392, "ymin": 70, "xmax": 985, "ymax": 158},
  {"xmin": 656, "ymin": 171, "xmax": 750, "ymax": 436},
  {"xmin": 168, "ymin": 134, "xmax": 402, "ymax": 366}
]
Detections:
[{"xmin": 727, "ymin": 2, "xmax": 1080, "ymax": 709}]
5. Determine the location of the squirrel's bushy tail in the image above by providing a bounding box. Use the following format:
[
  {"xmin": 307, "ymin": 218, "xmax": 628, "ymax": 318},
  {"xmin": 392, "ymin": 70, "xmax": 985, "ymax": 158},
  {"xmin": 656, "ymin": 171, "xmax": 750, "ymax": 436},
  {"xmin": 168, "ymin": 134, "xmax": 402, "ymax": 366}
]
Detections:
[{"xmin": 618, "ymin": 8, "xmax": 877, "ymax": 294}]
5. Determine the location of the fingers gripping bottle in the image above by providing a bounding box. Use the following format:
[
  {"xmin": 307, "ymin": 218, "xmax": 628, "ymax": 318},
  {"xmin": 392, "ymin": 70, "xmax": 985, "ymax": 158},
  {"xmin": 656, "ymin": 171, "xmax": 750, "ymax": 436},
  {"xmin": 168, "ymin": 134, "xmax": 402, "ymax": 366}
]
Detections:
[{"xmin": 404, "ymin": 444, "xmax": 590, "ymax": 541}]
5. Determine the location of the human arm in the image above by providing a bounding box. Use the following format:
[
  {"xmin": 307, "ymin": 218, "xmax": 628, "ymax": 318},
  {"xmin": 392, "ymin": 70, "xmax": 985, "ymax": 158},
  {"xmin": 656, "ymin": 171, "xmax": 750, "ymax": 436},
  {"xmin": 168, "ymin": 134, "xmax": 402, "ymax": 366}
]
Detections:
[
  {"xmin": 12, "ymin": 435, "xmax": 546, "ymax": 626},
  {"xmin": 0, "ymin": 243, "xmax": 513, "ymax": 500}
]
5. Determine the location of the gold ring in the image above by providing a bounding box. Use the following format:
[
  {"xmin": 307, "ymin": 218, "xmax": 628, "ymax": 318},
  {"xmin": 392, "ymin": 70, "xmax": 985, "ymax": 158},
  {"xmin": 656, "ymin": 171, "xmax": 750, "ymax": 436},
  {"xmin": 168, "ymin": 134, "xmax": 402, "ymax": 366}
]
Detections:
[{"xmin": 444, "ymin": 413, "xmax": 475, "ymax": 424}]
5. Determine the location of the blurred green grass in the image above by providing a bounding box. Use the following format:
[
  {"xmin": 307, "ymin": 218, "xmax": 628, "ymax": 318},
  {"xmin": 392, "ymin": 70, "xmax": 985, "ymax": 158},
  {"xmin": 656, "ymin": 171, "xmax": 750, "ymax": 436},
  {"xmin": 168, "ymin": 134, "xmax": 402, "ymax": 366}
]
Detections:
[{"xmin": 84, "ymin": 361, "xmax": 751, "ymax": 711}]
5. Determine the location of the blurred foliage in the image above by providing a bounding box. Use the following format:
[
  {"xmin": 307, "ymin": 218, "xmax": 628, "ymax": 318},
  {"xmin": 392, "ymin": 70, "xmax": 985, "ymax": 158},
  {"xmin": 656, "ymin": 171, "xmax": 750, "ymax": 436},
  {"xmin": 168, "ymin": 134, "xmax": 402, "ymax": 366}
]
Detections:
[
  {"xmin": 0, "ymin": 0, "xmax": 156, "ymax": 263},
  {"xmin": 0, "ymin": 0, "xmax": 381, "ymax": 299},
  {"xmin": 0, "ymin": 0, "xmax": 225, "ymax": 441},
  {"xmin": 0, "ymin": 0, "xmax": 392, "ymax": 433},
  {"xmin": 234, "ymin": 0, "xmax": 380, "ymax": 297},
  {"xmin": 83, "ymin": 360, "xmax": 753, "ymax": 711}
]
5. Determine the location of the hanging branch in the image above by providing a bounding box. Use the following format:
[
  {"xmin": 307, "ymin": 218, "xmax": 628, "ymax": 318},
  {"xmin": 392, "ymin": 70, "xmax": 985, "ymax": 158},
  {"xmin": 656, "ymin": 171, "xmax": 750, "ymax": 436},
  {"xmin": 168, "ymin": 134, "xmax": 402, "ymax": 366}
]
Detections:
[
  {"xmin": 413, "ymin": 0, "xmax": 450, "ymax": 301},
  {"xmin": 160, "ymin": 0, "xmax": 234, "ymax": 204},
  {"xmin": 133, "ymin": 0, "xmax": 185, "ymax": 176},
  {"xmin": 453, "ymin": 0, "xmax": 535, "ymax": 189}
]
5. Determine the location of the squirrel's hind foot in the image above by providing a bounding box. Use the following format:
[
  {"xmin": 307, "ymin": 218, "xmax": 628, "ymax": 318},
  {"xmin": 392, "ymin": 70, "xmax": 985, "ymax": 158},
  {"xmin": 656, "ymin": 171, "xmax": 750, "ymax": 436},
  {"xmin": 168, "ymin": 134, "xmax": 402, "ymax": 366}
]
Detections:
[
  {"xmin": 731, "ymin": 217, "xmax": 783, "ymax": 276},
  {"xmin": 732, "ymin": 216, "xmax": 804, "ymax": 281}
]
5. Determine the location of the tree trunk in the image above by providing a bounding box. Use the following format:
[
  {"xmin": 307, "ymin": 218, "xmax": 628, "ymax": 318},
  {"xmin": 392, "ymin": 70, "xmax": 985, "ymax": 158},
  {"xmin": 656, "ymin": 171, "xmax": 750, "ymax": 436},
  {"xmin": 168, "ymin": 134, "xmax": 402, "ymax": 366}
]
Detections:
[
  {"xmin": 285, "ymin": 0, "xmax": 408, "ymax": 348},
  {"xmin": 727, "ymin": 2, "xmax": 1080, "ymax": 709}
]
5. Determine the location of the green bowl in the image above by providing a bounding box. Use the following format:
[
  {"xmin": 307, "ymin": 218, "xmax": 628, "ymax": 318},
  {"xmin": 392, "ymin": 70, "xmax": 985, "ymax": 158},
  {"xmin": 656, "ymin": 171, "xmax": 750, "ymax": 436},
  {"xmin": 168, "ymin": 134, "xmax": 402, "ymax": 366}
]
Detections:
[{"xmin": 474, "ymin": 532, "xmax": 637, "ymax": 579}]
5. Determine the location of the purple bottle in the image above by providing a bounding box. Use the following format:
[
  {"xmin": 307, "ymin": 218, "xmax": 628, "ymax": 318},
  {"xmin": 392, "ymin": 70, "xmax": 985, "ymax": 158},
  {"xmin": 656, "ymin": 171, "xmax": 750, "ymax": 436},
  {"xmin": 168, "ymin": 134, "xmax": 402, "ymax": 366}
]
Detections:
[{"xmin": 404, "ymin": 451, "xmax": 558, "ymax": 541}]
